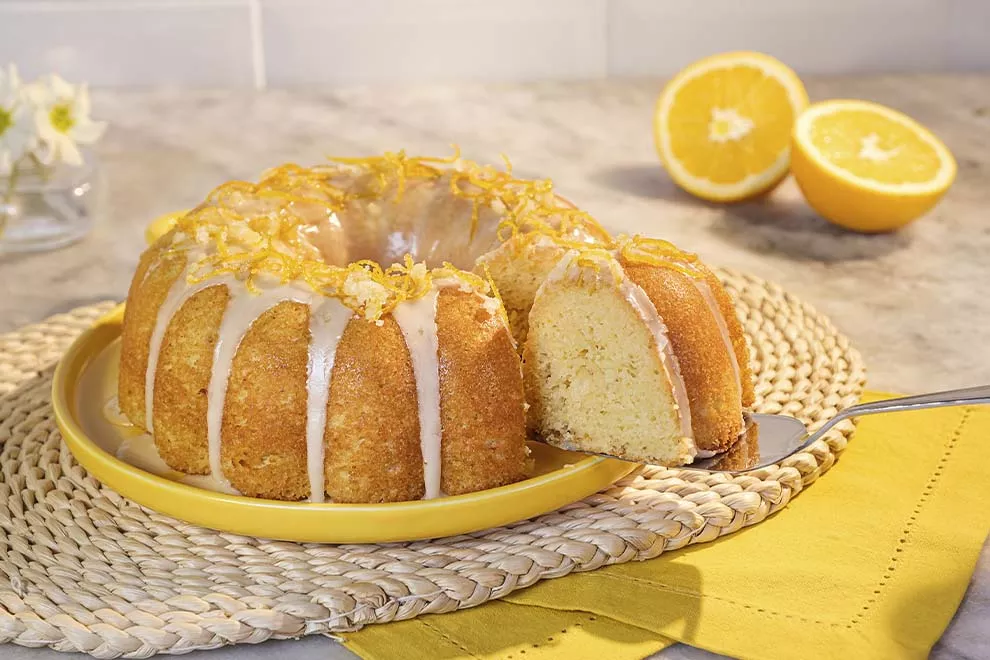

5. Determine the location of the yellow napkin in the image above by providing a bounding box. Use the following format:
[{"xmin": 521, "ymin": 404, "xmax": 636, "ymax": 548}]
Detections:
[{"xmin": 343, "ymin": 393, "xmax": 990, "ymax": 659}]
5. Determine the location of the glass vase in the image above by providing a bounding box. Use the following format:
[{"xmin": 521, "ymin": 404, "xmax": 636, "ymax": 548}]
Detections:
[{"xmin": 0, "ymin": 159, "xmax": 99, "ymax": 254}]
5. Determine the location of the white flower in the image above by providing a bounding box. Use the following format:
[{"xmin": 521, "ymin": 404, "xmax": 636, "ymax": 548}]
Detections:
[
  {"xmin": 31, "ymin": 74, "xmax": 105, "ymax": 167},
  {"xmin": 0, "ymin": 64, "xmax": 36, "ymax": 176}
]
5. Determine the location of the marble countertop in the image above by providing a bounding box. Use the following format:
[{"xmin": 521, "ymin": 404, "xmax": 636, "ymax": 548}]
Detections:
[{"xmin": 0, "ymin": 75, "xmax": 987, "ymax": 659}]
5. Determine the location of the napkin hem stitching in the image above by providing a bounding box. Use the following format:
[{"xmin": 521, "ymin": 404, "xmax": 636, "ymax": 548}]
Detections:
[
  {"xmin": 419, "ymin": 619, "xmax": 483, "ymax": 660},
  {"xmin": 595, "ymin": 571, "xmax": 840, "ymax": 628},
  {"xmin": 592, "ymin": 407, "xmax": 973, "ymax": 632},
  {"xmin": 848, "ymin": 407, "xmax": 972, "ymax": 627}
]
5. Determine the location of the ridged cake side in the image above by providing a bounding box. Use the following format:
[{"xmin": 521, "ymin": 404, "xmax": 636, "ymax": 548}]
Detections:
[
  {"xmin": 118, "ymin": 253, "xmax": 528, "ymax": 503},
  {"xmin": 118, "ymin": 243, "xmax": 185, "ymax": 431},
  {"xmin": 323, "ymin": 314, "xmax": 424, "ymax": 503},
  {"xmin": 436, "ymin": 288, "xmax": 528, "ymax": 495},
  {"xmin": 153, "ymin": 285, "xmax": 228, "ymax": 475},
  {"xmin": 621, "ymin": 260, "xmax": 749, "ymax": 454}
]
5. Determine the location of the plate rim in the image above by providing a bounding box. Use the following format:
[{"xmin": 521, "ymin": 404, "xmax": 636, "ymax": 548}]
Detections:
[{"xmin": 51, "ymin": 303, "xmax": 637, "ymax": 543}]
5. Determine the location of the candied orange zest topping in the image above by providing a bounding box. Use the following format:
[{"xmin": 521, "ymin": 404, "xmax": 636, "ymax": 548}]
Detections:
[
  {"xmin": 492, "ymin": 193, "xmax": 610, "ymax": 253},
  {"xmin": 163, "ymin": 147, "xmax": 693, "ymax": 320},
  {"xmin": 167, "ymin": 165, "xmax": 446, "ymax": 318},
  {"xmin": 329, "ymin": 148, "xmax": 455, "ymax": 203},
  {"xmin": 573, "ymin": 248, "xmax": 612, "ymax": 272},
  {"xmin": 614, "ymin": 234, "xmax": 704, "ymax": 278},
  {"xmin": 479, "ymin": 261, "xmax": 511, "ymax": 331}
]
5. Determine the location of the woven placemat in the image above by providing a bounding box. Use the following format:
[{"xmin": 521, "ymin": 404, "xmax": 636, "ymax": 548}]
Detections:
[{"xmin": 0, "ymin": 269, "xmax": 866, "ymax": 658}]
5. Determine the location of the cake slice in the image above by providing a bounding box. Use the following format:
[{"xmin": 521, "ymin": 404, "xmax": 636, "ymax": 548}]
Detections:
[{"xmin": 522, "ymin": 240, "xmax": 753, "ymax": 466}]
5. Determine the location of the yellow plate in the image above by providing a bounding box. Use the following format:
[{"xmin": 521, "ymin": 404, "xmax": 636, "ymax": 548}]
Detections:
[{"xmin": 52, "ymin": 305, "xmax": 636, "ymax": 543}]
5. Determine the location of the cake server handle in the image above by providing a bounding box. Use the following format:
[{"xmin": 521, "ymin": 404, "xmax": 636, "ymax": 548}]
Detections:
[{"xmin": 804, "ymin": 384, "xmax": 990, "ymax": 445}]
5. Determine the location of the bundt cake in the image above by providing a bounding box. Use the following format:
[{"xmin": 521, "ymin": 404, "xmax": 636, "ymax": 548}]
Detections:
[
  {"xmin": 119, "ymin": 153, "xmax": 537, "ymax": 503},
  {"xmin": 118, "ymin": 149, "xmax": 755, "ymax": 504}
]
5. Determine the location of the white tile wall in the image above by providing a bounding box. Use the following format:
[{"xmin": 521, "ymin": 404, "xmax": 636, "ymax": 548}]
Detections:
[
  {"xmin": 0, "ymin": 1, "xmax": 256, "ymax": 87},
  {"xmin": 0, "ymin": 0, "xmax": 986, "ymax": 87},
  {"xmin": 947, "ymin": 0, "xmax": 990, "ymax": 71},
  {"xmin": 260, "ymin": 0, "xmax": 608, "ymax": 85},
  {"xmin": 607, "ymin": 0, "xmax": 949, "ymax": 76}
]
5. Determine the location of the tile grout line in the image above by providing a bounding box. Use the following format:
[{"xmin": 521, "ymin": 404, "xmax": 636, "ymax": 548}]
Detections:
[{"xmin": 248, "ymin": 0, "xmax": 267, "ymax": 90}]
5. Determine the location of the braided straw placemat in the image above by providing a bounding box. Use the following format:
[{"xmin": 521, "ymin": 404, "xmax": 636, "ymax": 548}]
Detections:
[{"xmin": 0, "ymin": 269, "xmax": 865, "ymax": 658}]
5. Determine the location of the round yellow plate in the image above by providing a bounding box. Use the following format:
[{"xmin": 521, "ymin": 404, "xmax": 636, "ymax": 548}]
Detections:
[{"xmin": 52, "ymin": 305, "xmax": 636, "ymax": 543}]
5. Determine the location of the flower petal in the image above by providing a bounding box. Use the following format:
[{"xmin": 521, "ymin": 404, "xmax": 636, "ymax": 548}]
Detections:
[
  {"xmin": 26, "ymin": 81, "xmax": 52, "ymax": 107},
  {"xmin": 0, "ymin": 65, "xmax": 19, "ymax": 107},
  {"xmin": 71, "ymin": 119, "xmax": 106, "ymax": 144},
  {"xmin": 50, "ymin": 134, "xmax": 82, "ymax": 166},
  {"xmin": 34, "ymin": 109, "xmax": 57, "ymax": 139},
  {"xmin": 47, "ymin": 74, "xmax": 75, "ymax": 99},
  {"xmin": 76, "ymin": 84, "xmax": 91, "ymax": 116},
  {"xmin": 0, "ymin": 112, "xmax": 36, "ymax": 158},
  {"xmin": 62, "ymin": 141, "xmax": 83, "ymax": 166}
]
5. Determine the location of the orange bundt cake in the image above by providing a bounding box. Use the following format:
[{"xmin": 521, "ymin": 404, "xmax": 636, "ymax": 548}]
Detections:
[
  {"xmin": 118, "ymin": 149, "xmax": 755, "ymax": 504},
  {"xmin": 118, "ymin": 153, "xmax": 543, "ymax": 503}
]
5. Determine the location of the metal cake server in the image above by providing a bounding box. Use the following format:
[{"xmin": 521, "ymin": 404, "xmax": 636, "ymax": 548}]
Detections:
[
  {"xmin": 565, "ymin": 384, "xmax": 990, "ymax": 474},
  {"xmin": 681, "ymin": 384, "xmax": 990, "ymax": 473}
]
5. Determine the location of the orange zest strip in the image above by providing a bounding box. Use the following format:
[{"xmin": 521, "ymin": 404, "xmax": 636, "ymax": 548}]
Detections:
[{"xmin": 159, "ymin": 147, "xmax": 701, "ymax": 321}]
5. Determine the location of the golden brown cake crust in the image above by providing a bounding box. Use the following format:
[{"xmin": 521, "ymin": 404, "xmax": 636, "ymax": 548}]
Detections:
[
  {"xmin": 700, "ymin": 268, "xmax": 755, "ymax": 408},
  {"xmin": 621, "ymin": 260, "xmax": 745, "ymax": 453},
  {"xmin": 119, "ymin": 263, "xmax": 530, "ymax": 502},
  {"xmin": 222, "ymin": 301, "xmax": 311, "ymax": 500},
  {"xmin": 152, "ymin": 284, "xmax": 229, "ymax": 475},
  {"xmin": 118, "ymin": 246, "xmax": 186, "ymax": 431},
  {"xmin": 324, "ymin": 315, "xmax": 425, "ymax": 503},
  {"xmin": 704, "ymin": 420, "xmax": 760, "ymax": 471},
  {"xmin": 436, "ymin": 288, "xmax": 528, "ymax": 495},
  {"xmin": 120, "ymin": 226, "xmax": 745, "ymax": 499}
]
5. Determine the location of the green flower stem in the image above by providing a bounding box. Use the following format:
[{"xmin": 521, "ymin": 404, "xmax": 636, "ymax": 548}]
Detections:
[
  {"xmin": 0, "ymin": 156, "xmax": 27, "ymax": 242},
  {"xmin": 28, "ymin": 152, "xmax": 51, "ymax": 183}
]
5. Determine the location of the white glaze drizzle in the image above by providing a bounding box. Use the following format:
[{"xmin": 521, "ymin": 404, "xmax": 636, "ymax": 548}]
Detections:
[
  {"xmin": 304, "ymin": 298, "xmax": 352, "ymax": 503},
  {"xmin": 541, "ymin": 249, "xmax": 582, "ymax": 286},
  {"xmin": 141, "ymin": 254, "xmax": 466, "ymax": 501},
  {"xmin": 103, "ymin": 395, "xmax": 135, "ymax": 429},
  {"xmin": 392, "ymin": 287, "xmax": 444, "ymax": 500},
  {"xmin": 142, "ymin": 255, "xmax": 321, "ymax": 493},
  {"xmin": 616, "ymin": 277, "xmax": 695, "ymax": 443},
  {"xmin": 205, "ymin": 278, "xmax": 318, "ymax": 491},
  {"xmin": 543, "ymin": 251, "xmax": 695, "ymax": 445},
  {"xmin": 145, "ymin": 260, "xmax": 225, "ymax": 433}
]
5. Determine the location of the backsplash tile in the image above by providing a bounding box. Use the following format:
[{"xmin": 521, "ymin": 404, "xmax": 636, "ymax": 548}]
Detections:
[
  {"xmin": 0, "ymin": 1, "xmax": 256, "ymax": 87},
  {"xmin": 947, "ymin": 0, "xmax": 990, "ymax": 71},
  {"xmin": 0, "ymin": 0, "xmax": 986, "ymax": 87},
  {"xmin": 607, "ymin": 0, "xmax": 949, "ymax": 76},
  {"xmin": 260, "ymin": 0, "xmax": 608, "ymax": 86}
]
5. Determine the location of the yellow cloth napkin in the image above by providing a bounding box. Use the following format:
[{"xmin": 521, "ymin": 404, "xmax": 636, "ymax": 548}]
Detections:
[{"xmin": 343, "ymin": 393, "xmax": 990, "ymax": 659}]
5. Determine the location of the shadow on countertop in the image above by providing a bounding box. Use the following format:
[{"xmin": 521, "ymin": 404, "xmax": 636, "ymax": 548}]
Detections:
[{"xmin": 591, "ymin": 164, "xmax": 913, "ymax": 264}]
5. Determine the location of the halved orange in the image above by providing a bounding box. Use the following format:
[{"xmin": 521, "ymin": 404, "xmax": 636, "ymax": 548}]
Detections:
[
  {"xmin": 791, "ymin": 100, "xmax": 956, "ymax": 232},
  {"xmin": 654, "ymin": 51, "xmax": 809, "ymax": 202}
]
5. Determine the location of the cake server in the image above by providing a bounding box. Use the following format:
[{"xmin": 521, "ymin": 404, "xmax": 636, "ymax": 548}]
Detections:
[{"xmin": 684, "ymin": 384, "xmax": 990, "ymax": 473}]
